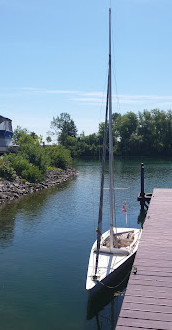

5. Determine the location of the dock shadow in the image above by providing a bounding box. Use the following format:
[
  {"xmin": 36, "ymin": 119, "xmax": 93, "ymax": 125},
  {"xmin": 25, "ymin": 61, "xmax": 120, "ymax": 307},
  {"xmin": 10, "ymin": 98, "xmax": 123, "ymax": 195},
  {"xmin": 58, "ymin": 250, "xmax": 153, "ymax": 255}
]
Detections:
[{"xmin": 86, "ymin": 262, "xmax": 133, "ymax": 324}]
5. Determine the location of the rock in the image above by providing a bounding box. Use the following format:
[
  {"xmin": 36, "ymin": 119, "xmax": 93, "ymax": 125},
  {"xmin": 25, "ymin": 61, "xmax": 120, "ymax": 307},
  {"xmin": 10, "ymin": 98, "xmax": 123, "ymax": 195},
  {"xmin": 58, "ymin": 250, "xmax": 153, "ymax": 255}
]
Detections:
[{"xmin": 0, "ymin": 168, "xmax": 79, "ymax": 205}]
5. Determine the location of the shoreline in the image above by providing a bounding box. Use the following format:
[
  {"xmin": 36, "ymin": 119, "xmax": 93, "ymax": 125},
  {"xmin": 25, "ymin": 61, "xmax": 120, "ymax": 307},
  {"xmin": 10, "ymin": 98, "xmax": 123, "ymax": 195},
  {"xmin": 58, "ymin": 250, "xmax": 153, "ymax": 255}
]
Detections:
[{"xmin": 0, "ymin": 167, "xmax": 79, "ymax": 206}]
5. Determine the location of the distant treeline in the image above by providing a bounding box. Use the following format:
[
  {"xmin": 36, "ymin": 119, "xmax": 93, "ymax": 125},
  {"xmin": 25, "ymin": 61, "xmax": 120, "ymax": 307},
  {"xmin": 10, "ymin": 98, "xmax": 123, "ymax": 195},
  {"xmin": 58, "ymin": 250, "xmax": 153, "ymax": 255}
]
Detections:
[
  {"xmin": 1, "ymin": 108, "xmax": 171, "ymax": 183},
  {"xmin": 49, "ymin": 110, "xmax": 172, "ymax": 158}
]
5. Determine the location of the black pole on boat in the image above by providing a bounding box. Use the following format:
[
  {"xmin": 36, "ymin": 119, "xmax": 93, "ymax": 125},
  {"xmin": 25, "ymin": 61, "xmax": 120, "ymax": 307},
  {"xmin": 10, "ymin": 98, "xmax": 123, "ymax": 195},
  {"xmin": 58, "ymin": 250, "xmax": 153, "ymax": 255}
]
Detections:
[{"xmin": 140, "ymin": 163, "xmax": 145, "ymax": 210}]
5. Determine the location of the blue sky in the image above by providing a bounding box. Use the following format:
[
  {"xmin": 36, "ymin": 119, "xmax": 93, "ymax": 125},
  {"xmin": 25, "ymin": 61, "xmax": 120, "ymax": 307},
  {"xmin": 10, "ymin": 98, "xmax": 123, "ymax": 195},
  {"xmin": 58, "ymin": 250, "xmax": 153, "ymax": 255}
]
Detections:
[{"xmin": 0, "ymin": 0, "xmax": 172, "ymax": 141}]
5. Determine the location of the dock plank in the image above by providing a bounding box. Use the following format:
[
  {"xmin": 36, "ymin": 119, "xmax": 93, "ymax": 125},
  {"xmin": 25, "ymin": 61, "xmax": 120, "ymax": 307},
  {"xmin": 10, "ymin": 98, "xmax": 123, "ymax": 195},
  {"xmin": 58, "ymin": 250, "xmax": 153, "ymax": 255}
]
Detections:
[
  {"xmin": 121, "ymin": 301, "xmax": 172, "ymax": 314},
  {"xmin": 116, "ymin": 188, "xmax": 172, "ymax": 329},
  {"xmin": 126, "ymin": 285, "xmax": 172, "ymax": 300},
  {"xmin": 119, "ymin": 309, "xmax": 172, "ymax": 322},
  {"xmin": 117, "ymin": 317, "xmax": 172, "ymax": 330},
  {"xmin": 124, "ymin": 295, "xmax": 172, "ymax": 307}
]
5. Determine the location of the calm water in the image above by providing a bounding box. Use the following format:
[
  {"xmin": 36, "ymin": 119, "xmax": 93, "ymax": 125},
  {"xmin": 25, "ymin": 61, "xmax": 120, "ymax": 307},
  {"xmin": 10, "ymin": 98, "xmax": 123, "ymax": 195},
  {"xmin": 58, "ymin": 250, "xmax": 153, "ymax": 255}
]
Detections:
[{"xmin": 0, "ymin": 157, "xmax": 172, "ymax": 330}]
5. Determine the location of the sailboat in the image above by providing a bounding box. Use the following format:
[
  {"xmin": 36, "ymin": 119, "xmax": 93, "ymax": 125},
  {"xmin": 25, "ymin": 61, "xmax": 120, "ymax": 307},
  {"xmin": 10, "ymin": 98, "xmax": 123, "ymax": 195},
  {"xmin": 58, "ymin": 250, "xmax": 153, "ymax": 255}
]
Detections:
[{"xmin": 86, "ymin": 8, "xmax": 142, "ymax": 293}]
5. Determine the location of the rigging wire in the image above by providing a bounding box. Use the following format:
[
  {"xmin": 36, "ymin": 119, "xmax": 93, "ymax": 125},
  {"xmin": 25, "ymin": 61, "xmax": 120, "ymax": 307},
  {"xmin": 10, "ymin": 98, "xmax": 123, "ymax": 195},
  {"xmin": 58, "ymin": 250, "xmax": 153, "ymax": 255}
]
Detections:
[
  {"xmin": 110, "ymin": 8, "xmax": 122, "ymax": 230},
  {"xmin": 109, "ymin": 0, "xmax": 121, "ymax": 114},
  {"xmin": 108, "ymin": 8, "xmax": 118, "ymax": 234},
  {"xmin": 98, "ymin": 66, "xmax": 109, "ymax": 160},
  {"xmin": 111, "ymin": 19, "xmax": 121, "ymax": 114},
  {"xmin": 98, "ymin": 266, "xmax": 131, "ymax": 289}
]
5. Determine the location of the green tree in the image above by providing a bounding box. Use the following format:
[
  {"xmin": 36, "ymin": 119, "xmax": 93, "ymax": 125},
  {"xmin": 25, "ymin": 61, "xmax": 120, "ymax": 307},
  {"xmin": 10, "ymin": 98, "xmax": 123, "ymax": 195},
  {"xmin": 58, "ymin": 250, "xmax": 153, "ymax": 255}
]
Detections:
[
  {"xmin": 50, "ymin": 113, "xmax": 77, "ymax": 145},
  {"xmin": 117, "ymin": 112, "xmax": 138, "ymax": 154},
  {"xmin": 165, "ymin": 110, "xmax": 172, "ymax": 154},
  {"xmin": 12, "ymin": 126, "xmax": 29, "ymax": 144},
  {"xmin": 46, "ymin": 136, "xmax": 52, "ymax": 144},
  {"xmin": 137, "ymin": 110, "xmax": 155, "ymax": 154},
  {"xmin": 30, "ymin": 131, "xmax": 38, "ymax": 140}
]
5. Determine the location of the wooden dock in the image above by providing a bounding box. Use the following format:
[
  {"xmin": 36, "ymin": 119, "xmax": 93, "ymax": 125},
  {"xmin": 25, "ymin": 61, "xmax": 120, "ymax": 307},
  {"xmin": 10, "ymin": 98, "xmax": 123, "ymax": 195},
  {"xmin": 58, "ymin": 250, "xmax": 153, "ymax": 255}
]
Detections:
[{"xmin": 116, "ymin": 188, "xmax": 172, "ymax": 329}]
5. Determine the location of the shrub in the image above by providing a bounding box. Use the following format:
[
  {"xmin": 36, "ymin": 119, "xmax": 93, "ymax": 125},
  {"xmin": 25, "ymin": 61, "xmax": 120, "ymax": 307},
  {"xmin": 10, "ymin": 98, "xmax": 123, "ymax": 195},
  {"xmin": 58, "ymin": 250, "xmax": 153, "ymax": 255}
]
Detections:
[
  {"xmin": 21, "ymin": 165, "xmax": 44, "ymax": 183},
  {"xmin": 0, "ymin": 162, "xmax": 16, "ymax": 181},
  {"xmin": 3, "ymin": 153, "xmax": 44, "ymax": 183},
  {"xmin": 19, "ymin": 134, "xmax": 50, "ymax": 173},
  {"xmin": 47, "ymin": 166, "xmax": 62, "ymax": 172},
  {"xmin": 46, "ymin": 145, "xmax": 72, "ymax": 169},
  {"xmin": 7, "ymin": 154, "xmax": 30, "ymax": 176},
  {"xmin": 0, "ymin": 132, "xmax": 72, "ymax": 183}
]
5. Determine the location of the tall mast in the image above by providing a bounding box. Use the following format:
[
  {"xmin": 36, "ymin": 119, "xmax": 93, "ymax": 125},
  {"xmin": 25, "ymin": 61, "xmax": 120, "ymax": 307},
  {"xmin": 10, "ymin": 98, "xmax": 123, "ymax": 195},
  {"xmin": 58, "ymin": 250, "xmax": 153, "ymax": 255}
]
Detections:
[{"xmin": 109, "ymin": 8, "xmax": 114, "ymax": 251}]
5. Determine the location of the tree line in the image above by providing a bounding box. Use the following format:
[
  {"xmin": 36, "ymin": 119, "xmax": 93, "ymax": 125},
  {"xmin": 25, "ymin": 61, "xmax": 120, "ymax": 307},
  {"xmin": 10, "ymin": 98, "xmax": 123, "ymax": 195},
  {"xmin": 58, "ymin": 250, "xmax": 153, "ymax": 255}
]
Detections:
[
  {"xmin": 49, "ymin": 110, "xmax": 172, "ymax": 158},
  {"xmin": 1, "ymin": 108, "xmax": 171, "ymax": 183}
]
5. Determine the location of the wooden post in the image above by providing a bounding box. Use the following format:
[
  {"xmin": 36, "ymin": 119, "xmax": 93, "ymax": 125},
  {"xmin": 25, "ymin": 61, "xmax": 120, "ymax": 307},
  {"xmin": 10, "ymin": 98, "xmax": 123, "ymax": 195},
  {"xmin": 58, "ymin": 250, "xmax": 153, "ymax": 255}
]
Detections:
[
  {"xmin": 138, "ymin": 163, "xmax": 152, "ymax": 209},
  {"xmin": 140, "ymin": 163, "xmax": 145, "ymax": 210}
]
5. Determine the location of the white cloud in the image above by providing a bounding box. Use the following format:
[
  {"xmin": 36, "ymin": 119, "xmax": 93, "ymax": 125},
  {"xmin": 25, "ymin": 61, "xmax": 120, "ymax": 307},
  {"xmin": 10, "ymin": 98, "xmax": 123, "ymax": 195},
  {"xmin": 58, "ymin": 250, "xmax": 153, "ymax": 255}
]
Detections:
[
  {"xmin": 2, "ymin": 87, "xmax": 172, "ymax": 108},
  {"xmin": 71, "ymin": 92, "xmax": 172, "ymax": 109},
  {"xmin": 16, "ymin": 87, "xmax": 172, "ymax": 101}
]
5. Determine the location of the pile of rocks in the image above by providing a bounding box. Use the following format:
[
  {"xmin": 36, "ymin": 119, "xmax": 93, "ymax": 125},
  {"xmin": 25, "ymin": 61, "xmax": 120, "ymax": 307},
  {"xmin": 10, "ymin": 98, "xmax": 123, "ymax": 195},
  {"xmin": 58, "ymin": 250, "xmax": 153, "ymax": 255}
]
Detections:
[{"xmin": 0, "ymin": 167, "xmax": 78, "ymax": 205}]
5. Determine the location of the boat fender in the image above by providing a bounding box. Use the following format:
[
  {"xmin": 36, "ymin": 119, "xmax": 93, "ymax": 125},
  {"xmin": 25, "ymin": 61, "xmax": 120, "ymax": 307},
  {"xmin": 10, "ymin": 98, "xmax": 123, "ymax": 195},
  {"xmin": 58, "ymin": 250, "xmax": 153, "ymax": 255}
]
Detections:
[{"xmin": 132, "ymin": 266, "xmax": 137, "ymax": 275}]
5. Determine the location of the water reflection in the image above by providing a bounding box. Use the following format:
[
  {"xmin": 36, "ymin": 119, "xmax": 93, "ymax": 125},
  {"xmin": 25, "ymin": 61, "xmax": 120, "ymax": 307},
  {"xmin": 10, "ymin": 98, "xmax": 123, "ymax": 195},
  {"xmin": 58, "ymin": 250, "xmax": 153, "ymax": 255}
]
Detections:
[
  {"xmin": 87, "ymin": 263, "xmax": 133, "ymax": 329},
  {"xmin": 85, "ymin": 208, "xmax": 146, "ymax": 329},
  {"xmin": 0, "ymin": 205, "xmax": 15, "ymax": 247},
  {"xmin": 0, "ymin": 158, "xmax": 171, "ymax": 329},
  {"xmin": 0, "ymin": 179, "xmax": 75, "ymax": 248},
  {"xmin": 137, "ymin": 209, "xmax": 147, "ymax": 228}
]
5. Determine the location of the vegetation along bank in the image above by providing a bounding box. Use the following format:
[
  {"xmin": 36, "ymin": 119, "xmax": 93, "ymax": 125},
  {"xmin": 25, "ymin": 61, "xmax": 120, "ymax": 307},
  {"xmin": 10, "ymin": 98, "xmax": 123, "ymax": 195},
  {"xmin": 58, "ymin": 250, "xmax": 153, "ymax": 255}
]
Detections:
[
  {"xmin": 0, "ymin": 108, "xmax": 172, "ymax": 204},
  {"xmin": 0, "ymin": 168, "xmax": 78, "ymax": 205},
  {"xmin": 0, "ymin": 130, "xmax": 78, "ymax": 205}
]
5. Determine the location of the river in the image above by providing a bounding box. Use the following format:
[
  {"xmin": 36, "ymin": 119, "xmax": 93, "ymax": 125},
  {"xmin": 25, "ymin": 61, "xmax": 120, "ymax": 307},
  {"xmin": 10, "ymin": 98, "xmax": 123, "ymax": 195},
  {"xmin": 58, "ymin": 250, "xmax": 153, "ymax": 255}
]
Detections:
[{"xmin": 0, "ymin": 157, "xmax": 172, "ymax": 330}]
